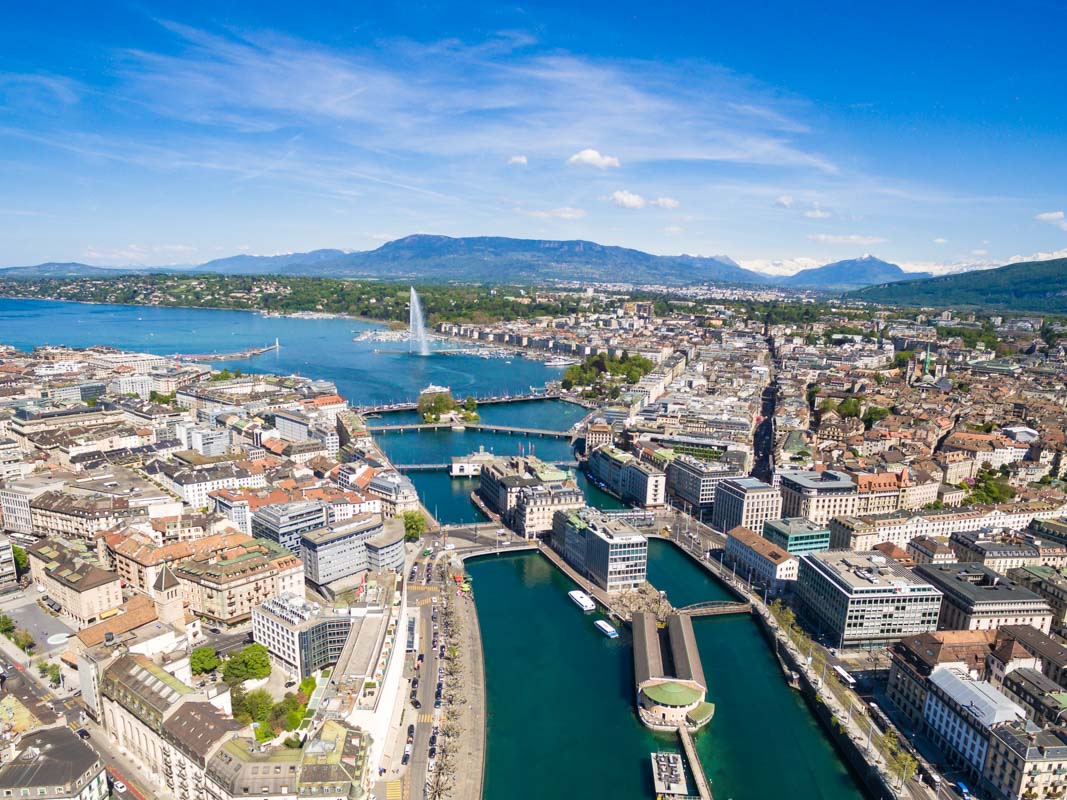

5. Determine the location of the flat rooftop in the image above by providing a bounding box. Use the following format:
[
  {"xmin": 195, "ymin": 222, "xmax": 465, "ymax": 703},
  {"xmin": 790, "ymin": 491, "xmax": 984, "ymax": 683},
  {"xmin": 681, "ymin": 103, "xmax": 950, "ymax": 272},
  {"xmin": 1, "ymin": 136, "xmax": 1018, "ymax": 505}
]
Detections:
[{"xmin": 804, "ymin": 550, "xmax": 940, "ymax": 593}]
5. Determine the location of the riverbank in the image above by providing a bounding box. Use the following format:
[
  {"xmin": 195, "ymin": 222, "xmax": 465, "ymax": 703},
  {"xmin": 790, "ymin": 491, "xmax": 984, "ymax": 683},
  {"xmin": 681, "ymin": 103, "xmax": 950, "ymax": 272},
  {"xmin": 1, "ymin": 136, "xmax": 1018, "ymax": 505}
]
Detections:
[{"xmin": 652, "ymin": 535, "xmax": 900, "ymax": 799}]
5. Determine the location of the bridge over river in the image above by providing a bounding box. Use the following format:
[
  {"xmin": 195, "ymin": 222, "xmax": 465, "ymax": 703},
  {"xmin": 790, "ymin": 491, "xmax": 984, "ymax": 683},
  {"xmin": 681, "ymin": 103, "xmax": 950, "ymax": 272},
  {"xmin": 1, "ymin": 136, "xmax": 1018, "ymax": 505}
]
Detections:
[{"xmin": 369, "ymin": 421, "xmax": 575, "ymax": 439}]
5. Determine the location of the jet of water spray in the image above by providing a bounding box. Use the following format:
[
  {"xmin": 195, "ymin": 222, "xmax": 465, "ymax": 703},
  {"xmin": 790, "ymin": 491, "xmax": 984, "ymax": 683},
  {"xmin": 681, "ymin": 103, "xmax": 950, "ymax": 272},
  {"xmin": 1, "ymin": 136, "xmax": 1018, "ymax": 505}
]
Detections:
[{"xmin": 409, "ymin": 286, "xmax": 431, "ymax": 356}]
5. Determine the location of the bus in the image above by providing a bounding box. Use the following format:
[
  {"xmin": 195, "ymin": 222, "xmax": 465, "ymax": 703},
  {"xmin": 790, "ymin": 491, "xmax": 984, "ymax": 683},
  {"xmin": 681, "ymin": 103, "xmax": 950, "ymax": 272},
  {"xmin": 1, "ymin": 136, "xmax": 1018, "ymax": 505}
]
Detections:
[{"xmin": 832, "ymin": 665, "xmax": 857, "ymax": 689}]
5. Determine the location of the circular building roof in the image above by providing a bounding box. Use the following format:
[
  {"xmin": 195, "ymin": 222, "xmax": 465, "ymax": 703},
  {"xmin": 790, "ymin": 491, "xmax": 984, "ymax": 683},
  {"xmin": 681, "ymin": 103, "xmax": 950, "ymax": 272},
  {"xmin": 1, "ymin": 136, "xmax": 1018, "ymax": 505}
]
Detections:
[{"xmin": 642, "ymin": 681, "xmax": 702, "ymax": 708}]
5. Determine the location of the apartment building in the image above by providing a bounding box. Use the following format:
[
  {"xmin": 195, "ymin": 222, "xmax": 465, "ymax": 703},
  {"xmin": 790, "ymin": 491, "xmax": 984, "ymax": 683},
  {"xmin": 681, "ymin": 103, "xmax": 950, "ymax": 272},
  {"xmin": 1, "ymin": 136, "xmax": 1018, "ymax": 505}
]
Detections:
[
  {"xmin": 552, "ymin": 507, "xmax": 648, "ymax": 593},
  {"xmin": 0, "ymin": 727, "xmax": 108, "ymax": 800},
  {"xmin": 300, "ymin": 514, "xmax": 405, "ymax": 591},
  {"xmin": 710, "ymin": 477, "xmax": 783, "ymax": 534},
  {"xmin": 778, "ymin": 470, "xmax": 858, "ymax": 525},
  {"xmin": 30, "ymin": 490, "xmax": 145, "ymax": 540},
  {"xmin": 914, "ymin": 563, "xmax": 1054, "ymax": 634},
  {"xmin": 665, "ymin": 454, "xmax": 744, "ymax": 521},
  {"xmin": 761, "ymin": 517, "xmax": 830, "ymax": 556},
  {"xmin": 1007, "ymin": 566, "xmax": 1067, "ymax": 634},
  {"xmin": 511, "ymin": 481, "xmax": 586, "ymax": 539},
  {"xmin": 173, "ymin": 538, "xmax": 303, "ymax": 626},
  {"xmin": 907, "ymin": 536, "xmax": 957, "ymax": 565},
  {"xmin": 828, "ymin": 501, "xmax": 1063, "ymax": 552},
  {"xmin": 795, "ymin": 550, "xmax": 943, "ymax": 649},
  {"xmin": 27, "ymin": 539, "xmax": 123, "ymax": 628},
  {"xmin": 586, "ymin": 445, "xmax": 665, "ymax": 507},
  {"xmin": 251, "ymin": 501, "xmax": 328, "ymax": 555},
  {"xmin": 724, "ymin": 526, "xmax": 798, "ymax": 594},
  {"xmin": 886, "ymin": 629, "xmax": 996, "ymax": 725},
  {"xmin": 252, "ymin": 594, "xmax": 358, "ymax": 678},
  {"xmin": 923, "ymin": 668, "xmax": 1025, "ymax": 784},
  {"xmin": 365, "ymin": 471, "xmax": 420, "ymax": 517},
  {"xmin": 986, "ymin": 722, "xmax": 1067, "ymax": 800}
]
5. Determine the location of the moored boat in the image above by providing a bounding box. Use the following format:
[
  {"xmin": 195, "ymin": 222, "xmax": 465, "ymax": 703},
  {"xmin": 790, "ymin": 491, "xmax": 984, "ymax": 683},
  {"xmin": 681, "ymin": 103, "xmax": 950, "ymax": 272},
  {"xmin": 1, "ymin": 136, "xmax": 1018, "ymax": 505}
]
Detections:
[
  {"xmin": 594, "ymin": 620, "xmax": 619, "ymax": 638},
  {"xmin": 568, "ymin": 589, "xmax": 596, "ymax": 612}
]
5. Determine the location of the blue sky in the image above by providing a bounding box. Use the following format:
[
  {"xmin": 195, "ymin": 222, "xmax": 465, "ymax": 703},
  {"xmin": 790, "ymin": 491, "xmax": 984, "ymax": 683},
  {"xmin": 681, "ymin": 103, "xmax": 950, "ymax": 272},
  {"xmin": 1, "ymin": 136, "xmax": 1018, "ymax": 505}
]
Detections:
[{"xmin": 2, "ymin": 1, "xmax": 1066, "ymax": 274}]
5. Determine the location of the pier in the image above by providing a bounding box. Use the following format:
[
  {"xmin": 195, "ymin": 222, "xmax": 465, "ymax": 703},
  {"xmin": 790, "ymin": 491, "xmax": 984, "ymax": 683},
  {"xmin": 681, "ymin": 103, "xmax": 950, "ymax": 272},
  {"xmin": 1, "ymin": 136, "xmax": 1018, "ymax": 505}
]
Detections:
[
  {"xmin": 677, "ymin": 727, "xmax": 713, "ymax": 800},
  {"xmin": 369, "ymin": 421, "xmax": 573, "ymax": 439},
  {"xmin": 174, "ymin": 339, "xmax": 279, "ymax": 362}
]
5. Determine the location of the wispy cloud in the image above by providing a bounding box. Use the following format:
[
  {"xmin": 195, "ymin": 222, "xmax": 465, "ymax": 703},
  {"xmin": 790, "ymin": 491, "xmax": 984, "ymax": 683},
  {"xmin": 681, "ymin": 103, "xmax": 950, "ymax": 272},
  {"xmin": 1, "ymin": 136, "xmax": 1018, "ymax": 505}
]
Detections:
[
  {"xmin": 933, "ymin": 237, "xmax": 948, "ymax": 244},
  {"xmin": 520, "ymin": 206, "xmax": 586, "ymax": 219},
  {"xmin": 774, "ymin": 195, "xmax": 794, "ymax": 208},
  {"xmin": 506, "ymin": 154, "xmax": 528, "ymax": 165},
  {"xmin": 605, "ymin": 190, "xmax": 679, "ymax": 209},
  {"xmin": 803, "ymin": 204, "xmax": 831, "ymax": 219},
  {"xmin": 807, "ymin": 233, "xmax": 886, "ymax": 245},
  {"xmin": 1036, "ymin": 210, "xmax": 1067, "ymax": 231}
]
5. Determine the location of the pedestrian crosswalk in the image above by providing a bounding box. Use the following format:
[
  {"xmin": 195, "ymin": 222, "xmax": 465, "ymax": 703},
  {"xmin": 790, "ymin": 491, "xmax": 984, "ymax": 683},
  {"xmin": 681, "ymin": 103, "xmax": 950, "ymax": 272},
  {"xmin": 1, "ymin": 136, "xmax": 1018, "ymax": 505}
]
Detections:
[
  {"xmin": 418, "ymin": 713, "xmax": 434, "ymax": 723},
  {"xmin": 407, "ymin": 583, "xmax": 436, "ymax": 591},
  {"xmin": 385, "ymin": 780, "xmax": 402, "ymax": 800}
]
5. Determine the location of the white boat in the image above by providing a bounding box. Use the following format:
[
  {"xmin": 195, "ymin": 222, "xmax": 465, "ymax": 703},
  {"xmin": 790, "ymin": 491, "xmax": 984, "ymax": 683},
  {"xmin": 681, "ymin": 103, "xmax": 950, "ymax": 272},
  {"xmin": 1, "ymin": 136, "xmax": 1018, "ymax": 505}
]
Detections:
[
  {"xmin": 594, "ymin": 620, "xmax": 619, "ymax": 638},
  {"xmin": 568, "ymin": 590, "xmax": 596, "ymax": 612},
  {"xmin": 545, "ymin": 357, "xmax": 579, "ymax": 367}
]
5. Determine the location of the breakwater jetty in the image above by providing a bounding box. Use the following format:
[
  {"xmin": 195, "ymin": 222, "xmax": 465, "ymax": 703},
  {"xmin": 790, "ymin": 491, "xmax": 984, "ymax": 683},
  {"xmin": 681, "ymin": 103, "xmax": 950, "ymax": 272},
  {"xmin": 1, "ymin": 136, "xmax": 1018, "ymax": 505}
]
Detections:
[{"xmin": 174, "ymin": 339, "xmax": 279, "ymax": 362}]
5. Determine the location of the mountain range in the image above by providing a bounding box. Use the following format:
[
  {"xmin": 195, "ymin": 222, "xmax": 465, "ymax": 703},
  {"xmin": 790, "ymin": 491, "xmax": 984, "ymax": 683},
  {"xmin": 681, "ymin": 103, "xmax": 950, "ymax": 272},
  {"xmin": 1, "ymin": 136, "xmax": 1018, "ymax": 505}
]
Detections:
[{"xmin": 0, "ymin": 234, "xmax": 926, "ymax": 290}]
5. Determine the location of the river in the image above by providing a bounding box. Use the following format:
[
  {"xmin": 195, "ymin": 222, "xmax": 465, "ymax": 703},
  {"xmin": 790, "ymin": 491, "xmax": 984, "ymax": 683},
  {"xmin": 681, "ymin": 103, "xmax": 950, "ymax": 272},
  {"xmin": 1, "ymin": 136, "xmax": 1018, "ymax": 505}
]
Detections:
[{"xmin": 468, "ymin": 540, "xmax": 863, "ymax": 800}]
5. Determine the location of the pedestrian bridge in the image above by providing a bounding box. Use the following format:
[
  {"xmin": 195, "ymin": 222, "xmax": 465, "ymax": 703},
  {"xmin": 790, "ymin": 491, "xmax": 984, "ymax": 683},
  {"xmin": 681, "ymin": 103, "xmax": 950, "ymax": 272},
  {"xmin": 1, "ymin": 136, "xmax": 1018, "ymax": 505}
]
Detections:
[{"xmin": 677, "ymin": 601, "xmax": 752, "ymax": 617}]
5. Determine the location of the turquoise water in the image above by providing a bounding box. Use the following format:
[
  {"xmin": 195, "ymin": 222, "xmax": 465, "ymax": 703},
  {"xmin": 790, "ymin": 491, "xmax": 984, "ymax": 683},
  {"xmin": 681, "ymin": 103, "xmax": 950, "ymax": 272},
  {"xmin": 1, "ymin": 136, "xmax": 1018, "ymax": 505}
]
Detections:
[{"xmin": 469, "ymin": 541, "xmax": 862, "ymax": 800}]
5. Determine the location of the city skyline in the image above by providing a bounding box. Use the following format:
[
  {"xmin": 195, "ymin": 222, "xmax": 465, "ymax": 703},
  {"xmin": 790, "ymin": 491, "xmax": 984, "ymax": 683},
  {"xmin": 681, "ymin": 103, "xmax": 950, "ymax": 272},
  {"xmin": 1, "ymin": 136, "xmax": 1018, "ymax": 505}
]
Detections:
[{"xmin": 2, "ymin": 2, "xmax": 1066, "ymax": 275}]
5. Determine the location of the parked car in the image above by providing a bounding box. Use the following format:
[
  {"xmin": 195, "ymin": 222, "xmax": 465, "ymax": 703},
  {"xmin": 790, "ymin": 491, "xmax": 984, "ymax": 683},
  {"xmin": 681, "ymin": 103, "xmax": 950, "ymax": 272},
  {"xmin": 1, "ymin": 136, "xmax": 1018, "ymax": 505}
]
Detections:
[
  {"xmin": 412, "ymin": 699, "xmax": 421, "ymax": 709},
  {"xmin": 411, "ymin": 677, "xmax": 419, "ymax": 689},
  {"xmin": 76, "ymin": 728, "xmax": 90, "ymax": 740}
]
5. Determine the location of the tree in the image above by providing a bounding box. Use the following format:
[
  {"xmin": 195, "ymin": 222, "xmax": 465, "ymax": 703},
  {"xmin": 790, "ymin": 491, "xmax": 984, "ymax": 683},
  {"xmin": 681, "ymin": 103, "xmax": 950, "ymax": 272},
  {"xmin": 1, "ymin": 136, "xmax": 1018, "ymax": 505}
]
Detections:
[
  {"xmin": 0, "ymin": 615, "xmax": 14, "ymax": 636},
  {"xmin": 191, "ymin": 646, "xmax": 221, "ymax": 675},
  {"xmin": 11, "ymin": 546, "xmax": 27, "ymax": 577},
  {"xmin": 861, "ymin": 406, "xmax": 890, "ymax": 430},
  {"xmin": 402, "ymin": 511, "xmax": 427, "ymax": 542},
  {"xmin": 243, "ymin": 688, "xmax": 274, "ymax": 724},
  {"xmin": 223, "ymin": 643, "xmax": 272, "ymax": 684},
  {"xmin": 836, "ymin": 396, "xmax": 862, "ymax": 418}
]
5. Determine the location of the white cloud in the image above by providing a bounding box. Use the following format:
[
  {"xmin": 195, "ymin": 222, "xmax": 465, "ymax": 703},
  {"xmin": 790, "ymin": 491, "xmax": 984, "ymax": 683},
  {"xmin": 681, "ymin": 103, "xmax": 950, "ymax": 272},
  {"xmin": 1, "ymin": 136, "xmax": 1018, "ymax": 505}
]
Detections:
[
  {"xmin": 971, "ymin": 249, "xmax": 988, "ymax": 256},
  {"xmin": 807, "ymin": 233, "xmax": 887, "ymax": 245},
  {"xmin": 803, "ymin": 204, "xmax": 831, "ymax": 219},
  {"xmin": 567, "ymin": 148, "xmax": 620, "ymax": 169},
  {"xmin": 506, "ymin": 155, "xmax": 528, "ymax": 165},
  {"xmin": 663, "ymin": 225, "xmax": 683, "ymax": 235},
  {"xmin": 933, "ymin": 237, "xmax": 948, "ymax": 244},
  {"xmin": 651, "ymin": 196, "xmax": 680, "ymax": 209},
  {"xmin": 607, "ymin": 189, "xmax": 646, "ymax": 209},
  {"xmin": 521, "ymin": 206, "xmax": 587, "ymax": 220},
  {"xmin": 774, "ymin": 195, "xmax": 795, "ymax": 208},
  {"xmin": 1036, "ymin": 210, "xmax": 1067, "ymax": 231}
]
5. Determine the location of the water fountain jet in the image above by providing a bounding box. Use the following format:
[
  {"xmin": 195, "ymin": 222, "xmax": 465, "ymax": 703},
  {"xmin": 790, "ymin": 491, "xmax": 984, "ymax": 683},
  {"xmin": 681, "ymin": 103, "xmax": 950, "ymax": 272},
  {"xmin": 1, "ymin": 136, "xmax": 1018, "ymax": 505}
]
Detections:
[{"xmin": 409, "ymin": 286, "xmax": 431, "ymax": 356}]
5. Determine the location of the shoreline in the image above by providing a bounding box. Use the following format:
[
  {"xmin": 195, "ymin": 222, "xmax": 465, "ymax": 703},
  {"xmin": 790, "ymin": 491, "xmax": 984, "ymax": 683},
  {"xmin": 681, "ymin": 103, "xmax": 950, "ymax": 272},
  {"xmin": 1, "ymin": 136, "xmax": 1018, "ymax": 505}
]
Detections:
[{"xmin": 0, "ymin": 293, "xmax": 401, "ymax": 329}]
